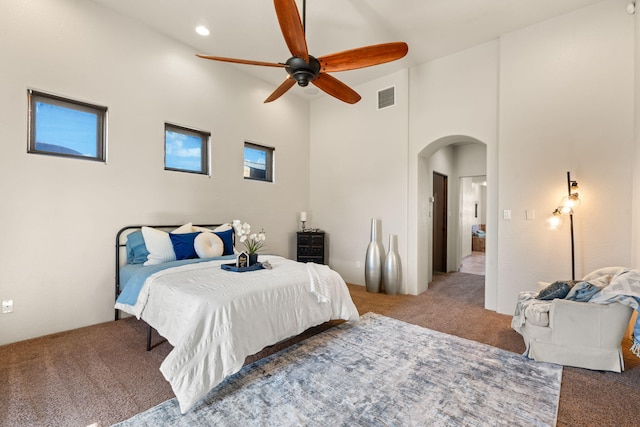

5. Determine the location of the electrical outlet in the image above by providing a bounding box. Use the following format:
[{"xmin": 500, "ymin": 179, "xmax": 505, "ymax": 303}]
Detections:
[
  {"xmin": 2, "ymin": 299, "xmax": 13, "ymax": 314},
  {"xmin": 355, "ymin": 261, "xmax": 361, "ymax": 269}
]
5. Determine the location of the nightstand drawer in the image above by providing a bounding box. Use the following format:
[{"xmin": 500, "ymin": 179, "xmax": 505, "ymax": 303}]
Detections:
[
  {"xmin": 299, "ymin": 246, "xmax": 312, "ymax": 256},
  {"xmin": 297, "ymin": 234, "xmax": 311, "ymax": 245}
]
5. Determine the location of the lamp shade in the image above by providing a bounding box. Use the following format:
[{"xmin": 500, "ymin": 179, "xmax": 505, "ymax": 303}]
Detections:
[
  {"xmin": 558, "ymin": 205, "xmax": 573, "ymax": 215},
  {"xmin": 548, "ymin": 210, "xmax": 563, "ymax": 230},
  {"xmin": 560, "ymin": 193, "xmax": 580, "ymax": 213}
]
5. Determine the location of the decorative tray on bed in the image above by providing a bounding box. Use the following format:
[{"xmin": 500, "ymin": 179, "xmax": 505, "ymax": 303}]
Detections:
[{"xmin": 221, "ymin": 262, "xmax": 265, "ymax": 273}]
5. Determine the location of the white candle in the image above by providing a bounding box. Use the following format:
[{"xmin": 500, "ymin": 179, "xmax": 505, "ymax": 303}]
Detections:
[{"xmin": 300, "ymin": 211, "xmax": 307, "ymax": 221}]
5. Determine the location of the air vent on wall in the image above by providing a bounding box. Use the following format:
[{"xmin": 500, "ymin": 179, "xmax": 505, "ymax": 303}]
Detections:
[{"xmin": 377, "ymin": 86, "xmax": 395, "ymax": 110}]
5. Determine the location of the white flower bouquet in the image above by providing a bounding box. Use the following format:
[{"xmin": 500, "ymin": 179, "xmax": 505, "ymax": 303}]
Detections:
[{"xmin": 232, "ymin": 220, "xmax": 266, "ymax": 254}]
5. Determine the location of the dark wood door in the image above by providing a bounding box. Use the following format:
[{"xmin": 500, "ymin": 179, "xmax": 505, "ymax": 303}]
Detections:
[{"xmin": 432, "ymin": 172, "xmax": 448, "ymax": 272}]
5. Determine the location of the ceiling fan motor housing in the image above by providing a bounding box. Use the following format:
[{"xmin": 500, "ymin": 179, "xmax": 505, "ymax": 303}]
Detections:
[{"xmin": 286, "ymin": 56, "xmax": 321, "ymax": 86}]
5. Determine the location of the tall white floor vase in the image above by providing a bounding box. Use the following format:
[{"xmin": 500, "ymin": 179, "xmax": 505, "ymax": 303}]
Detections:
[
  {"xmin": 383, "ymin": 234, "xmax": 401, "ymax": 295},
  {"xmin": 364, "ymin": 218, "xmax": 383, "ymax": 293}
]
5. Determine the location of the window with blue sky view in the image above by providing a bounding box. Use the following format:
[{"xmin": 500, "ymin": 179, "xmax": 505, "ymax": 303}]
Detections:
[
  {"xmin": 244, "ymin": 146, "xmax": 266, "ymax": 177},
  {"xmin": 28, "ymin": 90, "xmax": 106, "ymax": 161},
  {"xmin": 164, "ymin": 123, "xmax": 209, "ymax": 175},
  {"xmin": 244, "ymin": 142, "xmax": 273, "ymax": 182}
]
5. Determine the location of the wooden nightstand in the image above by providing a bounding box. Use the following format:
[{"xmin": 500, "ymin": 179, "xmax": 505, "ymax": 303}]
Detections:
[{"xmin": 296, "ymin": 231, "xmax": 326, "ymax": 264}]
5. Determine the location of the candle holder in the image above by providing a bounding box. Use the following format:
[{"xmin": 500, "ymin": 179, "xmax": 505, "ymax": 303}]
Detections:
[{"xmin": 300, "ymin": 211, "xmax": 307, "ymax": 231}]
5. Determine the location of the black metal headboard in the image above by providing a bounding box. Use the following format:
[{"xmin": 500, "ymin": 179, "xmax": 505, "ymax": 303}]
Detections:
[{"xmin": 114, "ymin": 224, "xmax": 227, "ymax": 320}]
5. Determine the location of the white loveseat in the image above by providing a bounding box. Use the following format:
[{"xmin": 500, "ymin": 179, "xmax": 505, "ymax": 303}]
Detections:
[{"xmin": 512, "ymin": 267, "xmax": 634, "ymax": 372}]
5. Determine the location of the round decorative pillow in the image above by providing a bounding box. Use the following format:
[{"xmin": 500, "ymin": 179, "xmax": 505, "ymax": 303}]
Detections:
[{"xmin": 194, "ymin": 232, "xmax": 224, "ymax": 258}]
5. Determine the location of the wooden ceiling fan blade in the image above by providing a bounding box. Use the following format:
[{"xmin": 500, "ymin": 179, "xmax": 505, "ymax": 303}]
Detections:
[
  {"xmin": 196, "ymin": 54, "xmax": 286, "ymax": 68},
  {"xmin": 264, "ymin": 77, "xmax": 296, "ymax": 103},
  {"xmin": 318, "ymin": 42, "xmax": 408, "ymax": 73},
  {"xmin": 274, "ymin": 0, "xmax": 309, "ymax": 62},
  {"xmin": 312, "ymin": 73, "xmax": 361, "ymax": 104}
]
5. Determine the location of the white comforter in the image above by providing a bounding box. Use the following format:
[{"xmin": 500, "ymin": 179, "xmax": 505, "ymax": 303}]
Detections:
[{"xmin": 116, "ymin": 255, "xmax": 359, "ymax": 413}]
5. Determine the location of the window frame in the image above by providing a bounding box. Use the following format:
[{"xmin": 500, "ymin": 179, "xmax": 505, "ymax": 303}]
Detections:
[
  {"xmin": 243, "ymin": 141, "xmax": 274, "ymax": 183},
  {"xmin": 164, "ymin": 122, "xmax": 211, "ymax": 176},
  {"xmin": 27, "ymin": 89, "xmax": 108, "ymax": 162}
]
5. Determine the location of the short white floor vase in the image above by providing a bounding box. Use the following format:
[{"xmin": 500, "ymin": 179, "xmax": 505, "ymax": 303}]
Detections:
[
  {"xmin": 364, "ymin": 218, "xmax": 383, "ymax": 293},
  {"xmin": 383, "ymin": 234, "xmax": 401, "ymax": 295}
]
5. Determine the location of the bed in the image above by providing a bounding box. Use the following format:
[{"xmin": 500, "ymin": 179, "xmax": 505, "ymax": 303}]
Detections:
[{"xmin": 114, "ymin": 223, "xmax": 359, "ymax": 413}]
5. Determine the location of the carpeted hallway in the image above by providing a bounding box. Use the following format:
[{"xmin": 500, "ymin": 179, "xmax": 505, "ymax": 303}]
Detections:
[{"xmin": 1, "ymin": 272, "xmax": 640, "ymax": 426}]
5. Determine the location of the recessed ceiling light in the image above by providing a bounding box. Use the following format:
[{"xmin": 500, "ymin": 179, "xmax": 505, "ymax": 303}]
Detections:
[
  {"xmin": 195, "ymin": 26, "xmax": 210, "ymax": 36},
  {"xmin": 627, "ymin": 2, "xmax": 636, "ymax": 14}
]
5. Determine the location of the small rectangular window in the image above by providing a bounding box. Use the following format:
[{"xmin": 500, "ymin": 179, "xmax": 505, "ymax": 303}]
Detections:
[
  {"xmin": 165, "ymin": 123, "xmax": 210, "ymax": 175},
  {"xmin": 28, "ymin": 90, "xmax": 107, "ymax": 162},
  {"xmin": 244, "ymin": 142, "xmax": 274, "ymax": 182}
]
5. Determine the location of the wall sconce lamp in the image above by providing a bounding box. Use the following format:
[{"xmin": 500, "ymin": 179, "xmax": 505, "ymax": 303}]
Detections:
[{"xmin": 550, "ymin": 172, "xmax": 581, "ymax": 280}]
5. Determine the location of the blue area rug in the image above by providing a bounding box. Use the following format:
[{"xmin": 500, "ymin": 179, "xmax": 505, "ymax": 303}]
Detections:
[{"xmin": 113, "ymin": 313, "xmax": 561, "ymax": 426}]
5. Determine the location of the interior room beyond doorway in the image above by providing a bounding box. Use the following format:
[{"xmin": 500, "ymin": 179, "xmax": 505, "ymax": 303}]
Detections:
[{"xmin": 459, "ymin": 175, "xmax": 486, "ymax": 276}]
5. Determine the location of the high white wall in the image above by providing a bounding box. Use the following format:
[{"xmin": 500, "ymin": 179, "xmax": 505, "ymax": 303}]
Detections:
[
  {"xmin": 496, "ymin": 0, "xmax": 634, "ymax": 313},
  {"xmin": 0, "ymin": 0, "xmax": 310, "ymax": 345},
  {"xmin": 309, "ymin": 70, "xmax": 409, "ymax": 289}
]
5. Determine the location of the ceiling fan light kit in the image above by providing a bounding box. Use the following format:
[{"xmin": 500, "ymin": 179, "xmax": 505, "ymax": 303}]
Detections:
[{"xmin": 197, "ymin": 0, "xmax": 408, "ymax": 104}]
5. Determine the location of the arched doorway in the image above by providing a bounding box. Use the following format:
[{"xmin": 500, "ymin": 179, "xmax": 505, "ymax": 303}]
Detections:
[{"xmin": 412, "ymin": 135, "xmax": 491, "ymax": 296}]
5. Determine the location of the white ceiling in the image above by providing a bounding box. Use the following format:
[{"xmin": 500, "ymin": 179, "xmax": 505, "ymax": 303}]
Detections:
[{"xmin": 92, "ymin": 0, "xmax": 605, "ymax": 100}]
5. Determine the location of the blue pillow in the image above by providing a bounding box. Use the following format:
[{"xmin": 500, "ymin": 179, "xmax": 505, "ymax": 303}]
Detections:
[
  {"xmin": 536, "ymin": 280, "xmax": 575, "ymax": 300},
  {"xmin": 169, "ymin": 232, "xmax": 201, "ymax": 260},
  {"xmin": 214, "ymin": 228, "xmax": 235, "ymax": 256},
  {"xmin": 565, "ymin": 281, "xmax": 603, "ymax": 302},
  {"xmin": 126, "ymin": 230, "xmax": 150, "ymax": 264}
]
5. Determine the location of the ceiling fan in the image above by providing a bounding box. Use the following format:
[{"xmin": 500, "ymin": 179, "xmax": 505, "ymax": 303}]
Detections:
[{"xmin": 197, "ymin": 0, "xmax": 408, "ymax": 104}]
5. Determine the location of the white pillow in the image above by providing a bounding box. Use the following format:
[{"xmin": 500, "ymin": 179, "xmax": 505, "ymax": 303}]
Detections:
[
  {"xmin": 193, "ymin": 225, "xmax": 213, "ymax": 233},
  {"xmin": 194, "ymin": 232, "xmax": 224, "ymax": 258},
  {"xmin": 194, "ymin": 223, "xmax": 239, "ymax": 254},
  {"xmin": 213, "ymin": 223, "xmax": 232, "ymax": 232},
  {"xmin": 142, "ymin": 223, "xmax": 193, "ymax": 266},
  {"xmin": 582, "ymin": 267, "xmax": 625, "ymax": 282}
]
